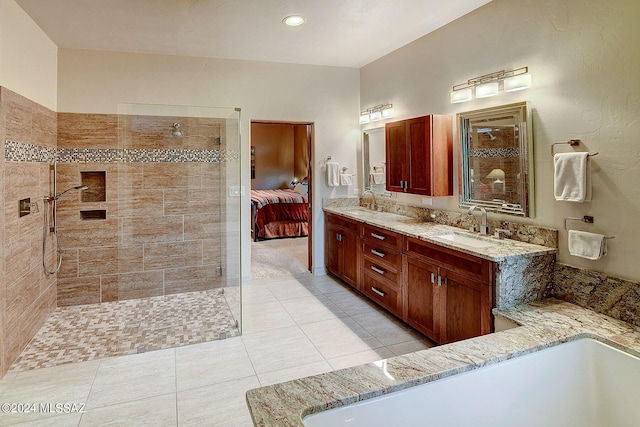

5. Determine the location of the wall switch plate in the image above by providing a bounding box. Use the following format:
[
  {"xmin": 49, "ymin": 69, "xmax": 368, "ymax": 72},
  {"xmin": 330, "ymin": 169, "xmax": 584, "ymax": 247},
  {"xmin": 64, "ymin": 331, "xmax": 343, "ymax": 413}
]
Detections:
[
  {"xmin": 422, "ymin": 197, "xmax": 433, "ymax": 205},
  {"xmin": 228, "ymin": 185, "xmax": 245, "ymax": 197}
]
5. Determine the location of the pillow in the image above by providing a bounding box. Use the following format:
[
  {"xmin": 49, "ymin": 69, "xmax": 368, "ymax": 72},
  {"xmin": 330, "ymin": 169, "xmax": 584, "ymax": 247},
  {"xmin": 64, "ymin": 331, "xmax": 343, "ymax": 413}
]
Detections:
[{"xmin": 293, "ymin": 183, "xmax": 308, "ymax": 195}]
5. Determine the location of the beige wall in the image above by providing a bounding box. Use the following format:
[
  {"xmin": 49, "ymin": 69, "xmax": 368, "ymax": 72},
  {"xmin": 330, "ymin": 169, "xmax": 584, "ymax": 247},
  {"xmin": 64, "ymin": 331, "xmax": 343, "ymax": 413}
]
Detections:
[
  {"xmin": 251, "ymin": 123, "xmax": 295, "ymax": 190},
  {"xmin": 0, "ymin": 0, "xmax": 57, "ymax": 111},
  {"xmin": 57, "ymin": 49, "xmax": 361, "ymax": 278},
  {"xmin": 360, "ymin": 0, "xmax": 640, "ymax": 282},
  {"xmin": 293, "ymin": 125, "xmax": 309, "ymax": 181}
]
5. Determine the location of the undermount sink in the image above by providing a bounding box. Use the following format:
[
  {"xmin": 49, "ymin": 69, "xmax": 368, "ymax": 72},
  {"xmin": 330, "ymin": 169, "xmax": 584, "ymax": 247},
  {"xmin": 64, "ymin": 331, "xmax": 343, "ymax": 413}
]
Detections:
[
  {"xmin": 431, "ymin": 233, "xmax": 499, "ymax": 249},
  {"xmin": 344, "ymin": 208, "xmax": 377, "ymax": 216}
]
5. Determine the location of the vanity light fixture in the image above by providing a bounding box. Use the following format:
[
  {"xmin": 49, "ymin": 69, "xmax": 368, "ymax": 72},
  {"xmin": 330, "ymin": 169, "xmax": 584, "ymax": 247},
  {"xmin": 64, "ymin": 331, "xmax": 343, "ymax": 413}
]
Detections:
[
  {"xmin": 283, "ymin": 15, "xmax": 305, "ymax": 26},
  {"xmin": 450, "ymin": 66, "xmax": 531, "ymax": 103},
  {"xmin": 475, "ymin": 81, "xmax": 499, "ymax": 98},
  {"xmin": 360, "ymin": 103, "xmax": 394, "ymax": 124}
]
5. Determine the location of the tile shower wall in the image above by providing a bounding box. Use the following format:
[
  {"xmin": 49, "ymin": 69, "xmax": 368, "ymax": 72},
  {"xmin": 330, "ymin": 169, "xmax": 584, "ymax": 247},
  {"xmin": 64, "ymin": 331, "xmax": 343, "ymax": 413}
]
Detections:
[
  {"xmin": 55, "ymin": 113, "xmax": 227, "ymax": 306},
  {"xmin": 0, "ymin": 87, "xmax": 58, "ymax": 377}
]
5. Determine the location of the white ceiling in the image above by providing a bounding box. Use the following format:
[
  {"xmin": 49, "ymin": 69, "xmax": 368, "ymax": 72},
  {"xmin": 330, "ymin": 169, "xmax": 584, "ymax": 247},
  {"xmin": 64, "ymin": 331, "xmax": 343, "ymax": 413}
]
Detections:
[{"xmin": 16, "ymin": 0, "xmax": 491, "ymax": 68}]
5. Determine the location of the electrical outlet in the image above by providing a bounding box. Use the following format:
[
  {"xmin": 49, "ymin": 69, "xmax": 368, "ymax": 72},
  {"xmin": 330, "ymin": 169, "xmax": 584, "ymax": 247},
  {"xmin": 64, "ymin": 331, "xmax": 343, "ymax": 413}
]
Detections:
[
  {"xmin": 422, "ymin": 197, "xmax": 433, "ymax": 205},
  {"xmin": 353, "ymin": 188, "xmax": 360, "ymax": 195}
]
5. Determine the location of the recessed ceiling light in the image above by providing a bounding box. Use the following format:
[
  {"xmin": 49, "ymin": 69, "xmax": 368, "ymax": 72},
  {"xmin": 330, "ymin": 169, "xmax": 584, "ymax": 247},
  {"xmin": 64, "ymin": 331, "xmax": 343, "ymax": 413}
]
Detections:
[{"xmin": 283, "ymin": 15, "xmax": 305, "ymax": 26}]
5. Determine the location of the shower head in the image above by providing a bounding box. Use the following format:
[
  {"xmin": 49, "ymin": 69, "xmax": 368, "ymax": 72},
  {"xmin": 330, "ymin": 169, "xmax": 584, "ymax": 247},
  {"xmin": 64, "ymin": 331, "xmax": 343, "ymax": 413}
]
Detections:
[
  {"xmin": 172, "ymin": 122, "xmax": 182, "ymax": 138},
  {"xmin": 487, "ymin": 132, "xmax": 497, "ymax": 141},
  {"xmin": 53, "ymin": 185, "xmax": 89, "ymax": 201}
]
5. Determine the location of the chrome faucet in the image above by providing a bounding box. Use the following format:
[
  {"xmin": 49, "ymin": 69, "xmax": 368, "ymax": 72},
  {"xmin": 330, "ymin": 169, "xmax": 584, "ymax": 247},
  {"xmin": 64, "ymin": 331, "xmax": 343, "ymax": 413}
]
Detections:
[
  {"xmin": 361, "ymin": 189, "xmax": 377, "ymax": 211},
  {"xmin": 468, "ymin": 205, "xmax": 488, "ymax": 235}
]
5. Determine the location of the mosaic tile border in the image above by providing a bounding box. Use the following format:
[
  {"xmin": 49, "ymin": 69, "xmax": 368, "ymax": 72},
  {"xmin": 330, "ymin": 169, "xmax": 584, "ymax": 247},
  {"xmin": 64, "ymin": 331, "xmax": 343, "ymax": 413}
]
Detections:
[
  {"xmin": 4, "ymin": 140, "xmax": 56, "ymax": 162},
  {"xmin": 470, "ymin": 147, "xmax": 520, "ymax": 158},
  {"xmin": 4, "ymin": 140, "xmax": 240, "ymax": 163}
]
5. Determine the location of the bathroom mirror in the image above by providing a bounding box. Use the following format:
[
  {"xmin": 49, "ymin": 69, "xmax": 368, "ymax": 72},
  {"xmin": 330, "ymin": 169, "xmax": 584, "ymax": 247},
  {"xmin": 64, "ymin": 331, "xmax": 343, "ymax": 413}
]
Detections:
[
  {"xmin": 362, "ymin": 127, "xmax": 387, "ymax": 192},
  {"xmin": 458, "ymin": 101, "xmax": 534, "ymax": 217}
]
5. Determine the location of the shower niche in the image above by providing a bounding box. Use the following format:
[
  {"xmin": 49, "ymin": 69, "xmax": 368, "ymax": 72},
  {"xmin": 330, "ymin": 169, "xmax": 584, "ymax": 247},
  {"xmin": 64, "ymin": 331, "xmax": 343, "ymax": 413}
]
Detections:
[
  {"xmin": 80, "ymin": 170, "xmax": 107, "ymax": 220},
  {"xmin": 80, "ymin": 171, "xmax": 106, "ymax": 202}
]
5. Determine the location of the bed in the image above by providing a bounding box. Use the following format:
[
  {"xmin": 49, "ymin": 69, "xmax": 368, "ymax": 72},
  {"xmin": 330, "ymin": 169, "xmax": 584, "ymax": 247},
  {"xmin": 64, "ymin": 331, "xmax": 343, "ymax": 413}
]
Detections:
[{"xmin": 250, "ymin": 189, "xmax": 309, "ymax": 241}]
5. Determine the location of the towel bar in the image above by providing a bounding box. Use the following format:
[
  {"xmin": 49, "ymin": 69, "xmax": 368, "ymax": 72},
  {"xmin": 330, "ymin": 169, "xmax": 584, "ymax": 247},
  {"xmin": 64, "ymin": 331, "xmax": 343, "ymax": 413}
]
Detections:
[
  {"xmin": 564, "ymin": 216, "xmax": 615, "ymax": 239},
  {"xmin": 551, "ymin": 139, "xmax": 599, "ymax": 157}
]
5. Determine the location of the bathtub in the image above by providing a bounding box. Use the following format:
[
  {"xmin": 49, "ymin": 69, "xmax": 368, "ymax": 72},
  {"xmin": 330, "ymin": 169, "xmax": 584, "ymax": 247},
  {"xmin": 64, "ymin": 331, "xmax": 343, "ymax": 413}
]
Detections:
[{"xmin": 304, "ymin": 338, "xmax": 640, "ymax": 427}]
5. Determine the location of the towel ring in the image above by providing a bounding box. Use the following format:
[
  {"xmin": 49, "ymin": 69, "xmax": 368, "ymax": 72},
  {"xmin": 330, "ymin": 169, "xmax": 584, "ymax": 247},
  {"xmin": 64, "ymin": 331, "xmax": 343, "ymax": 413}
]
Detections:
[
  {"xmin": 551, "ymin": 139, "xmax": 599, "ymax": 157},
  {"xmin": 564, "ymin": 216, "xmax": 615, "ymax": 239}
]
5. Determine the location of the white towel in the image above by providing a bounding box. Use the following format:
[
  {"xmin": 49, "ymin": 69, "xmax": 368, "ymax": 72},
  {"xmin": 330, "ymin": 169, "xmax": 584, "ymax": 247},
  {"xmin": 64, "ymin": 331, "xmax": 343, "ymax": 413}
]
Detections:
[
  {"xmin": 554, "ymin": 153, "xmax": 592, "ymax": 202},
  {"xmin": 370, "ymin": 172, "xmax": 385, "ymax": 185},
  {"xmin": 568, "ymin": 230, "xmax": 607, "ymax": 260},
  {"xmin": 340, "ymin": 174, "xmax": 353, "ymax": 186},
  {"xmin": 326, "ymin": 162, "xmax": 340, "ymax": 187}
]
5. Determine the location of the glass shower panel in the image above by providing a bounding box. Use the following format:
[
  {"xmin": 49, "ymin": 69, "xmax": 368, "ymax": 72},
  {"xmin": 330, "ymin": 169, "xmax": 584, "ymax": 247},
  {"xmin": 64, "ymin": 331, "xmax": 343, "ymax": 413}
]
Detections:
[{"xmin": 117, "ymin": 103, "xmax": 242, "ymax": 340}]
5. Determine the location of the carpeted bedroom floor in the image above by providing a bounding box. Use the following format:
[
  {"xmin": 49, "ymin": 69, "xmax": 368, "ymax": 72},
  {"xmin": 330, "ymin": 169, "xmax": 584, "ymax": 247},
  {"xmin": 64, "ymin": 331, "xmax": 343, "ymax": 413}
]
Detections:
[{"xmin": 251, "ymin": 237, "xmax": 309, "ymax": 279}]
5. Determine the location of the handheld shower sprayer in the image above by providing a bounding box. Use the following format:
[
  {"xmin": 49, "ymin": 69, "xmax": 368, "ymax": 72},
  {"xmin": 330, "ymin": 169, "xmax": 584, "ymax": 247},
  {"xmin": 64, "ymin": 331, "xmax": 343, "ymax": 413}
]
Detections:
[
  {"xmin": 52, "ymin": 185, "xmax": 89, "ymax": 201},
  {"xmin": 42, "ymin": 184, "xmax": 89, "ymax": 274}
]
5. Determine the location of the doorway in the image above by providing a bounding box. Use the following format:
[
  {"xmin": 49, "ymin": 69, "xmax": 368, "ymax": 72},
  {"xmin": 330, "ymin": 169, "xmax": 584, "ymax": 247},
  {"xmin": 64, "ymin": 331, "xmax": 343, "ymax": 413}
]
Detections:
[{"xmin": 250, "ymin": 121, "xmax": 313, "ymax": 279}]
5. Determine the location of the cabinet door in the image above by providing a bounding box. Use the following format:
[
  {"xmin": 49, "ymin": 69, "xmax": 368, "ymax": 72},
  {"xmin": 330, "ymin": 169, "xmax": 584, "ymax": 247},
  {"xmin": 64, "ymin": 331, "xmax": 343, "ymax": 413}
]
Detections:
[
  {"xmin": 341, "ymin": 230, "xmax": 359, "ymax": 289},
  {"xmin": 441, "ymin": 269, "xmax": 493, "ymax": 344},
  {"xmin": 325, "ymin": 223, "xmax": 342, "ymax": 278},
  {"xmin": 403, "ymin": 255, "xmax": 440, "ymax": 343},
  {"xmin": 406, "ymin": 116, "xmax": 432, "ymax": 195},
  {"xmin": 385, "ymin": 120, "xmax": 408, "ymax": 192}
]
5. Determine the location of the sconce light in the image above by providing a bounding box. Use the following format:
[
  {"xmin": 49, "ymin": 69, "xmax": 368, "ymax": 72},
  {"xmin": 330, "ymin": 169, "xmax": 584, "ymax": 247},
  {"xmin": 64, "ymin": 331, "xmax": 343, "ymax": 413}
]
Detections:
[
  {"xmin": 360, "ymin": 104, "xmax": 394, "ymax": 124},
  {"xmin": 486, "ymin": 168, "xmax": 506, "ymax": 193},
  {"xmin": 450, "ymin": 66, "xmax": 531, "ymax": 103},
  {"xmin": 475, "ymin": 81, "xmax": 499, "ymax": 98}
]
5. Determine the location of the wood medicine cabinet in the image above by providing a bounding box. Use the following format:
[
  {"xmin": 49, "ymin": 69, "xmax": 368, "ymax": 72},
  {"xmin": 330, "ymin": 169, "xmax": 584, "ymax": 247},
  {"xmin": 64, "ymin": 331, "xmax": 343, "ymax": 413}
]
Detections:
[{"xmin": 385, "ymin": 114, "xmax": 453, "ymax": 196}]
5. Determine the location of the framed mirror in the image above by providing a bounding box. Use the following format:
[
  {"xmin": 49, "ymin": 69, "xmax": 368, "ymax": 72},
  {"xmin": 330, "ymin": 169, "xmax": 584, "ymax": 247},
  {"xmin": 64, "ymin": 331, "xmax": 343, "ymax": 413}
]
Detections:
[
  {"xmin": 458, "ymin": 102, "xmax": 534, "ymax": 217},
  {"xmin": 362, "ymin": 127, "xmax": 387, "ymax": 192}
]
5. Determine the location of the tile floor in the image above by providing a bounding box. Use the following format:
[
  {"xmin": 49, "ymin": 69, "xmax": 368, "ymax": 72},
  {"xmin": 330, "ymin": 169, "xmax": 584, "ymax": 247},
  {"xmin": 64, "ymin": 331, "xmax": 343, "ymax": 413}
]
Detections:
[
  {"xmin": 10, "ymin": 289, "xmax": 239, "ymax": 372},
  {"xmin": 0, "ymin": 273, "xmax": 434, "ymax": 426}
]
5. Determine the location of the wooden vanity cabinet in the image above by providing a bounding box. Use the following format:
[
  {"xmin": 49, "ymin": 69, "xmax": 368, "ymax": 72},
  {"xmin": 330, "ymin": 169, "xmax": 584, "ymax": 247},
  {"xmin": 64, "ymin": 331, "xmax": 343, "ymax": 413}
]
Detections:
[
  {"xmin": 325, "ymin": 213, "xmax": 360, "ymax": 289},
  {"xmin": 360, "ymin": 224, "xmax": 404, "ymax": 318},
  {"xmin": 324, "ymin": 212, "xmax": 494, "ymax": 344},
  {"xmin": 385, "ymin": 115, "xmax": 453, "ymax": 196},
  {"xmin": 403, "ymin": 237, "xmax": 493, "ymax": 344}
]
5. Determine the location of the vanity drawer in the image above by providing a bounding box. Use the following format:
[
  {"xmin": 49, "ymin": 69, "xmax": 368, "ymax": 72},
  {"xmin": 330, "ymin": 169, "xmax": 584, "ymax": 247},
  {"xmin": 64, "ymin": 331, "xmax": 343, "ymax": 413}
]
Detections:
[
  {"xmin": 362, "ymin": 257, "xmax": 400, "ymax": 285},
  {"xmin": 404, "ymin": 236, "xmax": 491, "ymax": 284},
  {"xmin": 361, "ymin": 272, "xmax": 403, "ymax": 318},
  {"xmin": 360, "ymin": 224, "xmax": 403, "ymax": 250},
  {"xmin": 362, "ymin": 241, "xmax": 402, "ymax": 270}
]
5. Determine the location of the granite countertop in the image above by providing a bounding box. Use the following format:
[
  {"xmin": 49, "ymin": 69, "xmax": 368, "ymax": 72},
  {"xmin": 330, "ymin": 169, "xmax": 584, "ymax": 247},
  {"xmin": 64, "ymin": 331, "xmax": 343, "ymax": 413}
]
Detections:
[
  {"xmin": 246, "ymin": 299, "xmax": 640, "ymax": 427},
  {"xmin": 323, "ymin": 205, "xmax": 556, "ymax": 262}
]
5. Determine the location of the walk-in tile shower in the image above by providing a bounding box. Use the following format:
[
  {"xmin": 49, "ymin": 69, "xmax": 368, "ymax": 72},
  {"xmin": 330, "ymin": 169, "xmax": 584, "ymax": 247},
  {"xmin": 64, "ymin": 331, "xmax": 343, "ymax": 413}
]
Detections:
[{"xmin": 0, "ymin": 92, "xmax": 243, "ymax": 373}]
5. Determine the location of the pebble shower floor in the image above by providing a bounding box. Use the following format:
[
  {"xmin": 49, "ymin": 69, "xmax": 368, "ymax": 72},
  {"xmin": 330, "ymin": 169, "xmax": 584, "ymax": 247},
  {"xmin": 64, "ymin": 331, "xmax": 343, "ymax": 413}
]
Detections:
[{"xmin": 9, "ymin": 289, "xmax": 239, "ymax": 372}]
